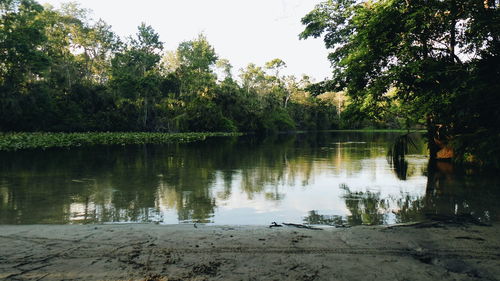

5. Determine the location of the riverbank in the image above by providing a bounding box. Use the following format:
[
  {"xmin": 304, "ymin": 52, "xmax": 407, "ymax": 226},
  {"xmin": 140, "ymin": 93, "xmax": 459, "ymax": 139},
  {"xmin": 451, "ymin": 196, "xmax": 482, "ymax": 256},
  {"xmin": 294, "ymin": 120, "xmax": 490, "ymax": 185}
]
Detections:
[
  {"xmin": 0, "ymin": 132, "xmax": 242, "ymax": 151},
  {"xmin": 1, "ymin": 223, "xmax": 499, "ymax": 281}
]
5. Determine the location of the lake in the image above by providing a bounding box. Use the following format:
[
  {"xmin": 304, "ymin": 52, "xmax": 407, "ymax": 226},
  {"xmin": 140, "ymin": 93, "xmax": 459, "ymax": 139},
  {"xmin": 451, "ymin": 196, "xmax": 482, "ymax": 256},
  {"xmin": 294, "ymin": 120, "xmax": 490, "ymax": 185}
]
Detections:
[{"xmin": 0, "ymin": 132, "xmax": 498, "ymax": 226}]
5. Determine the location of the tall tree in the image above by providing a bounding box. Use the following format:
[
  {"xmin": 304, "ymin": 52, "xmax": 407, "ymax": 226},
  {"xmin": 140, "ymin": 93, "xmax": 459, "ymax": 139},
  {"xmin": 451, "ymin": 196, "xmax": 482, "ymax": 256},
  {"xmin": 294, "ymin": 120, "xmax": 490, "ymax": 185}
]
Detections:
[
  {"xmin": 0, "ymin": 0, "xmax": 48, "ymax": 87},
  {"xmin": 177, "ymin": 33, "xmax": 218, "ymax": 100},
  {"xmin": 265, "ymin": 58, "xmax": 286, "ymax": 81},
  {"xmin": 110, "ymin": 23, "xmax": 163, "ymax": 129},
  {"xmin": 0, "ymin": 0, "xmax": 48, "ymax": 130},
  {"xmin": 239, "ymin": 63, "xmax": 268, "ymax": 95},
  {"xmin": 74, "ymin": 19, "xmax": 121, "ymax": 84}
]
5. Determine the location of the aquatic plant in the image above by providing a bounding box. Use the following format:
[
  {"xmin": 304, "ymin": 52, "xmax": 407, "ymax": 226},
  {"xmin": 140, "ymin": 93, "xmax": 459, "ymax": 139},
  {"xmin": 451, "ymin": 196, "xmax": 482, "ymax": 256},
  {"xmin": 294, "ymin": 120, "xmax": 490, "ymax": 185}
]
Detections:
[{"xmin": 0, "ymin": 132, "xmax": 242, "ymax": 151}]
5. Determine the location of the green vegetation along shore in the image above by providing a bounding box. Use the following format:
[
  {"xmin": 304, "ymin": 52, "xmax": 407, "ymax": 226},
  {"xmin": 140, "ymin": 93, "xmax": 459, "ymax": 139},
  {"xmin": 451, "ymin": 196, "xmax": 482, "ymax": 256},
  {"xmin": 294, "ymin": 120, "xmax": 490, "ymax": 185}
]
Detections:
[{"xmin": 0, "ymin": 132, "xmax": 242, "ymax": 151}]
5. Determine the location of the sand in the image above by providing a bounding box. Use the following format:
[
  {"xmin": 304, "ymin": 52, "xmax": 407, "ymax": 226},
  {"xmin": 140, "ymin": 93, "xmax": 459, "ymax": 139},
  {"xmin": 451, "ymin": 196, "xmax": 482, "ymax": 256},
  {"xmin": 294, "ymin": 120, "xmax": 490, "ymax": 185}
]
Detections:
[{"xmin": 1, "ymin": 222, "xmax": 499, "ymax": 281}]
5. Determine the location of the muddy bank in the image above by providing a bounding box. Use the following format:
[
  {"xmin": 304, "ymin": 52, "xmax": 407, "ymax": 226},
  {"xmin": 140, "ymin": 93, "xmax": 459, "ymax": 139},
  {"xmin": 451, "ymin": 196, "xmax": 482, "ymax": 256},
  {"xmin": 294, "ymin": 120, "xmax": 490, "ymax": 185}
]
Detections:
[{"xmin": 1, "ymin": 223, "xmax": 499, "ymax": 281}]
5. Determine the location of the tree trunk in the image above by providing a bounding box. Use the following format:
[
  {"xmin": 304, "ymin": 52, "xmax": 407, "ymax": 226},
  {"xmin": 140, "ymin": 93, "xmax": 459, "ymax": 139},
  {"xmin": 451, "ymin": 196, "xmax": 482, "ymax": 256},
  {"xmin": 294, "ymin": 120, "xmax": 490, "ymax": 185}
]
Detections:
[
  {"xmin": 426, "ymin": 114, "xmax": 439, "ymax": 159},
  {"xmin": 284, "ymin": 93, "xmax": 290, "ymax": 108}
]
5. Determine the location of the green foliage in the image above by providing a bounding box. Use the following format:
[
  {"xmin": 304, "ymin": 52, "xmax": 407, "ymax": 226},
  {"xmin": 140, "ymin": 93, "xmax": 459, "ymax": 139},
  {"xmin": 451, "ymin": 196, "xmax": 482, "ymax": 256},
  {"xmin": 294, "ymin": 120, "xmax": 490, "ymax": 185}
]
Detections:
[
  {"xmin": 288, "ymin": 98, "xmax": 338, "ymax": 131},
  {"xmin": 0, "ymin": 0, "xmax": 339, "ymax": 136},
  {"xmin": 176, "ymin": 34, "xmax": 218, "ymax": 100},
  {"xmin": 183, "ymin": 97, "xmax": 237, "ymax": 132},
  {"xmin": 259, "ymin": 109, "xmax": 296, "ymax": 133},
  {"xmin": 0, "ymin": 0, "xmax": 48, "ymax": 87},
  {"xmin": 0, "ymin": 132, "xmax": 242, "ymax": 151},
  {"xmin": 301, "ymin": 0, "xmax": 500, "ymax": 167}
]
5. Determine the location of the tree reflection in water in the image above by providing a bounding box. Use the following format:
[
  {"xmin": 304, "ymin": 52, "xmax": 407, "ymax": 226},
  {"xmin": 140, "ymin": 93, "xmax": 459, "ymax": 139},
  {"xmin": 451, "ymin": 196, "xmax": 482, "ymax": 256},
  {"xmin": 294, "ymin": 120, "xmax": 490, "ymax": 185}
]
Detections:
[
  {"xmin": 305, "ymin": 184, "xmax": 424, "ymax": 226},
  {"xmin": 423, "ymin": 161, "xmax": 500, "ymax": 224},
  {"xmin": 305, "ymin": 162, "xmax": 500, "ymax": 226},
  {"xmin": 0, "ymin": 132, "xmax": 499, "ymax": 225}
]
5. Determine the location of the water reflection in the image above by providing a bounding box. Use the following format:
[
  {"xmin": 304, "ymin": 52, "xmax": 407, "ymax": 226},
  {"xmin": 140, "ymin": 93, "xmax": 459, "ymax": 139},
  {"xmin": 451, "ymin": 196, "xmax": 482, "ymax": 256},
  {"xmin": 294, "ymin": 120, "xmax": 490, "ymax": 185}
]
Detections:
[{"xmin": 0, "ymin": 132, "xmax": 498, "ymax": 225}]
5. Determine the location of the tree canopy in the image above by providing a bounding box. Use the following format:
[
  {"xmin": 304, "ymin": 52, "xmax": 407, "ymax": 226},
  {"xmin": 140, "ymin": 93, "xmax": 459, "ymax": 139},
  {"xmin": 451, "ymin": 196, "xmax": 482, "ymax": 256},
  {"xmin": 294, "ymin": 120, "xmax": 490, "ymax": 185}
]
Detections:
[
  {"xmin": 0, "ymin": 0, "xmax": 339, "ymax": 133},
  {"xmin": 300, "ymin": 0, "xmax": 500, "ymax": 167}
]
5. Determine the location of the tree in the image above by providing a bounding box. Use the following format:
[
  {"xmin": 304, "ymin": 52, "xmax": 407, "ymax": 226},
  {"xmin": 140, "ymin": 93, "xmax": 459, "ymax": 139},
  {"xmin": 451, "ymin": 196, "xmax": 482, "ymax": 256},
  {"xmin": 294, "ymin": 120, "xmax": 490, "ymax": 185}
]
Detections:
[
  {"xmin": 75, "ymin": 19, "xmax": 121, "ymax": 84},
  {"xmin": 0, "ymin": 0, "xmax": 49, "ymax": 130},
  {"xmin": 239, "ymin": 63, "xmax": 268, "ymax": 95},
  {"xmin": 110, "ymin": 23, "xmax": 163, "ymax": 129},
  {"xmin": 0, "ymin": 0, "xmax": 48, "ymax": 87},
  {"xmin": 159, "ymin": 50, "xmax": 180, "ymax": 75},
  {"xmin": 300, "ymin": 0, "xmax": 500, "ymax": 166},
  {"xmin": 176, "ymin": 33, "xmax": 218, "ymax": 100},
  {"xmin": 215, "ymin": 58, "xmax": 232, "ymax": 82},
  {"xmin": 265, "ymin": 58, "xmax": 286, "ymax": 80}
]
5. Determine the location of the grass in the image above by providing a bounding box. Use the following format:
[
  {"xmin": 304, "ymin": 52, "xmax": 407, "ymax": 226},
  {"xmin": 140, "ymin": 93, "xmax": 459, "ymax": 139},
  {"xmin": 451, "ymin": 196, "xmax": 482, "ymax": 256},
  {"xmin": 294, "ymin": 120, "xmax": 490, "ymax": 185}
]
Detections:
[{"xmin": 0, "ymin": 132, "xmax": 243, "ymax": 151}]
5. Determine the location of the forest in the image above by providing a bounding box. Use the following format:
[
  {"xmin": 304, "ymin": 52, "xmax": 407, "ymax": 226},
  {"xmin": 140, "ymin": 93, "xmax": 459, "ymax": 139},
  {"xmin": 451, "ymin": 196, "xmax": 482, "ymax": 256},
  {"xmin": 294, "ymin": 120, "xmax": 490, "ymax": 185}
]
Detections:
[{"xmin": 1, "ymin": 0, "xmax": 499, "ymax": 168}]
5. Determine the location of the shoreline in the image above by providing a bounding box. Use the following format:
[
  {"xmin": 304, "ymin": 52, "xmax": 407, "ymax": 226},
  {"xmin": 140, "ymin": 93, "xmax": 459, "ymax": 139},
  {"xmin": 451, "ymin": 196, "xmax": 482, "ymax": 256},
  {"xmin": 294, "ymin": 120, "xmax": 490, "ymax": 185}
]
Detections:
[
  {"xmin": 0, "ymin": 130, "xmax": 422, "ymax": 152},
  {"xmin": 1, "ymin": 223, "xmax": 499, "ymax": 280}
]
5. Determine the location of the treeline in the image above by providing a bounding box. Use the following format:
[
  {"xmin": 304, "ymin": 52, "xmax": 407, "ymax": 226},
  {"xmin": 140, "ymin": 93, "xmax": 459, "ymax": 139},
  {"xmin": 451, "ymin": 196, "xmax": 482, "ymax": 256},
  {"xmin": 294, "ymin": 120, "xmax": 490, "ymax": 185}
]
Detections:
[{"xmin": 0, "ymin": 0, "xmax": 338, "ymax": 133}]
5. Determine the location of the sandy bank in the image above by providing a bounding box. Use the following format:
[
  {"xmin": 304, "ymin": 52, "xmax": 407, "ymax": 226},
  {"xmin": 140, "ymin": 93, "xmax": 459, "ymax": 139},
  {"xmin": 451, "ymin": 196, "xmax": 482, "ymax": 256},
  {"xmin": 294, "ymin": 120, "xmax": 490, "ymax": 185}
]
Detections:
[{"xmin": 1, "ymin": 223, "xmax": 499, "ymax": 281}]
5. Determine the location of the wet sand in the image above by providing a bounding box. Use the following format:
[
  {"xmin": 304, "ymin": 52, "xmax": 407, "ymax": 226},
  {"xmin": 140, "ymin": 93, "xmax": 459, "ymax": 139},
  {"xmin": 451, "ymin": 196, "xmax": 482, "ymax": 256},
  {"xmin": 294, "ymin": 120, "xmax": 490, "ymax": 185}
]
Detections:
[{"xmin": 1, "ymin": 223, "xmax": 499, "ymax": 281}]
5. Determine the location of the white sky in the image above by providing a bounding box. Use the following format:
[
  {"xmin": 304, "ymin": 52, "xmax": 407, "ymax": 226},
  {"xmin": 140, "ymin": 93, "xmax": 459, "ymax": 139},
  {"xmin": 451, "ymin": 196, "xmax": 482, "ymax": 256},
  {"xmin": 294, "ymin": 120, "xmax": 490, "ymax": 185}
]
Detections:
[{"xmin": 42, "ymin": 0, "xmax": 332, "ymax": 81}]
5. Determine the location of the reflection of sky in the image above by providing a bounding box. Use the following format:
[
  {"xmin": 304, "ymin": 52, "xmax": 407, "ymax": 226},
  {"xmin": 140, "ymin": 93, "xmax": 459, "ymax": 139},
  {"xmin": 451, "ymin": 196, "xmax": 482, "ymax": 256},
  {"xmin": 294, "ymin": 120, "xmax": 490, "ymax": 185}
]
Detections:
[
  {"xmin": 205, "ymin": 155, "xmax": 428, "ymax": 225},
  {"xmin": 64, "ymin": 145, "xmax": 428, "ymax": 225},
  {"xmin": 0, "ymin": 135, "xmax": 433, "ymax": 225},
  {"xmin": 5, "ymin": 133, "xmax": 499, "ymax": 225}
]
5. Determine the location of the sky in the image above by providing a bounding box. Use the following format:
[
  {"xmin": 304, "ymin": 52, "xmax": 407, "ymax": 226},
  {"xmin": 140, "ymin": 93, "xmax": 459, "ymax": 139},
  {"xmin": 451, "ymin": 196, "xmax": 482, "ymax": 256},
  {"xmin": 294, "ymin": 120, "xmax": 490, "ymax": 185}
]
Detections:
[{"xmin": 41, "ymin": 0, "xmax": 332, "ymax": 82}]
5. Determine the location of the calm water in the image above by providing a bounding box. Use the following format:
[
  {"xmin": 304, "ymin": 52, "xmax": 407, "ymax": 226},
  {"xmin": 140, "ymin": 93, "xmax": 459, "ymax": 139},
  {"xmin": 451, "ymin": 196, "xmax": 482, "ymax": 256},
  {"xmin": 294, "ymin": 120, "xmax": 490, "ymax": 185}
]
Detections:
[{"xmin": 0, "ymin": 132, "xmax": 499, "ymax": 225}]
